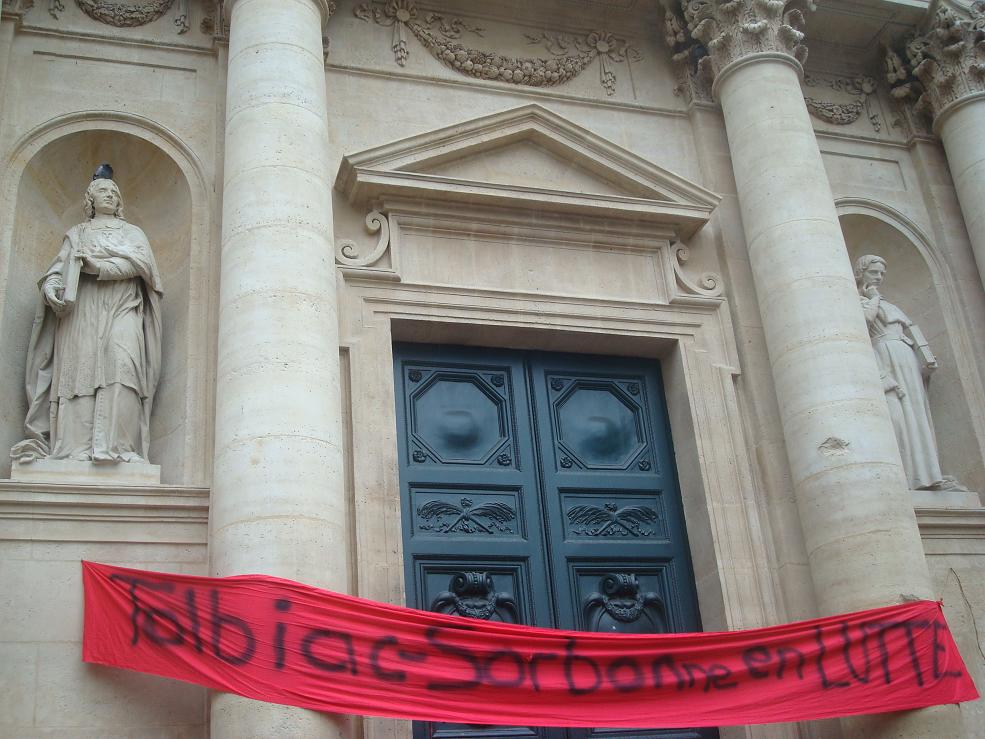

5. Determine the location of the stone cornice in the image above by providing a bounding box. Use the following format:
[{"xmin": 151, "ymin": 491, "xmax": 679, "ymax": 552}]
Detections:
[
  {"xmin": 915, "ymin": 505, "xmax": 985, "ymax": 540},
  {"xmin": 0, "ymin": 481, "xmax": 210, "ymax": 544},
  {"xmin": 886, "ymin": 0, "xmax": 985, "ymax": 131},
  {"xmin": 678, "ymin": 0, "xmax": 810, "ymax": 90}
]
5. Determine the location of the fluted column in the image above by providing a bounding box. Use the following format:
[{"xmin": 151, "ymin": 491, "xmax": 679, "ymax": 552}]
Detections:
[
  {"xmin": 678, "ymin": 1, "xmax": 961, "ymax": 736},
  {"xmin": 888, "ymin": 1, "xmax": 985, "ymax": 292},
  {"xmin": 211, "ymin": 0, "xmax": 349, "ymax": 737}
]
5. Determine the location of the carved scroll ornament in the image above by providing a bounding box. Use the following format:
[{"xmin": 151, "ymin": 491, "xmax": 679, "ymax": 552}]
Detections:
[
  {"xmin": 336, "ymin": 210, "xmax": 391, "ymax": 268},
  {"xmin": 674, "ymin": 242, "xmax": 723, "ymax": 298}
]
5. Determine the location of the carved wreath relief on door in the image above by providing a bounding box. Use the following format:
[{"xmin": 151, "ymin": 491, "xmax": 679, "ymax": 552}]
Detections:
[
  {"xmin": 417, "ymin": 497, "xmax": 518, "ymax": 536},
  {"xmin": 566, "ymin": 501, "xmax": 663, "ymax": 538}
]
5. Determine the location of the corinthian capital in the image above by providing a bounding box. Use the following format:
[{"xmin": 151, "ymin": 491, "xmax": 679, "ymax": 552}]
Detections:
[
  {"xmin": 1, "ymin": 0, "xmax": 34, "ymax": 20},
  {"xmin": 887, "ymin": 0, "xmax": 985, "ymax": 125},
  {"xmin": 680, "ymin": 0, "xmax": 810, "ymax": 84}
]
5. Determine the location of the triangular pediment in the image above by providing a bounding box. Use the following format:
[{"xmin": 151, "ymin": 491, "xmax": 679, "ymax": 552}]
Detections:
[
  {"xmin": 414, "ymin": 139, "xmax": 642, "ymax": 198},
  {"xmin": 336, "ymin": 105, "xmax": 720, "ymax": 237}
]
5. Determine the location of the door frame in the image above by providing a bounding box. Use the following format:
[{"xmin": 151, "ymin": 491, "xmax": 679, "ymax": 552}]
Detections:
[{"xmin": 339, "ymin": 274, "xmax": 786, "ymax": 739}]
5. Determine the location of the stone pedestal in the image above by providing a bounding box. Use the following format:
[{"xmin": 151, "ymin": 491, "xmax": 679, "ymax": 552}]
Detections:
[
  {"xmin": 11, "ymin": 459, "xmax": 161, "ymax": 486},
  {"xmin": 911, "ymin": 488, "xmax": 983, "ymax": 509}
]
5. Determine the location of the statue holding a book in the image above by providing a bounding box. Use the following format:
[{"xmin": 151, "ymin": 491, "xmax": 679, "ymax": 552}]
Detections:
[
  {"xmin": 855, "ymin": 254, "xmax": 962, "ymax": 491},
  {"xmin": 10, "ymin": 165, "xmax": 163, "ymax": 466}
]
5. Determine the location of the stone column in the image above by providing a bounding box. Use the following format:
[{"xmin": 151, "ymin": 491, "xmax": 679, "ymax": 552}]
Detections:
[
  {"xmin": 888, "ymin": 1, "xmax": 985, "ymax": 292},
  {"xmin": 677, "ymin": 2, "xmax": 961, "ymax": 736},
  {"xmin": 211, "ymin": 1, "xmax": 349, "ymax": 737}
]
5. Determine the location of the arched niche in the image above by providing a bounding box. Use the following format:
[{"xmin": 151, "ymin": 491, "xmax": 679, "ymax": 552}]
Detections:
[
  {"xmin": 0, "ymin": 126, "xmax": 208, "ymax": 484},
  {"xmin": 838, "ymin": 201, "xmax": 985, "ymax": 493}
]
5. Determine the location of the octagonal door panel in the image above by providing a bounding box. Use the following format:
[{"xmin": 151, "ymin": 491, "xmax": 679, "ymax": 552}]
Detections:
[{"xmin": 394, "ymin": 345, "xmax": 715, "ymax": 739}]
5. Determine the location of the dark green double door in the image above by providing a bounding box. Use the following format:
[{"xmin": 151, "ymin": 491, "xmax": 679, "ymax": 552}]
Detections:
[{"xmin": 394, "ymin": 345, "xmax": 715, "ymax": 739}]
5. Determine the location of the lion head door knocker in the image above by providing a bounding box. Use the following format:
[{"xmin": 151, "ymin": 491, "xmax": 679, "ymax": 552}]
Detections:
[
  {"xmin": 430, "ymin": 571, "xmax": 520, "ymax": 623},
  {"xmin": 583, "ymin": 573, "xmax": 666, "ymax": 633}
]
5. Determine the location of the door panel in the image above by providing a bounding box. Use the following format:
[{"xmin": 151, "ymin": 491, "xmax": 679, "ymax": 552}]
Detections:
[
  {"xmin": 527, "ymin": 354, "xmax": 700, "ymax": 636},
  {"xmin": 395, "ymin": 347, "xmax": 554, "ymax": 739},
  {"xmin": 394, "ymin": 345, "xmax": 717, "ymax": 739}
]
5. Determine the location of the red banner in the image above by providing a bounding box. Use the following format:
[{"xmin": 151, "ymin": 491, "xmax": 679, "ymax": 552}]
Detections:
[{"xmin": 82, "ymin": 561, "xmax": 978, "ymax": 728}]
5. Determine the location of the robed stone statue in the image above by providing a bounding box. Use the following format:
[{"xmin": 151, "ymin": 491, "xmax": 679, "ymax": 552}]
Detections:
[
  {"xmin": 855, "ymin": 254, "xmax": 962, "ymax": 491},
  {"xmin": 11, "ymin": 165, "xmax": 163, "ymax": 466}
]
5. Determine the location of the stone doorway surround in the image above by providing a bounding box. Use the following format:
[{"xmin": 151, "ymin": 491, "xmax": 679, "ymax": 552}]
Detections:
[{"xmin": 335, "ymin": 105, "xmax": 790, "ymax": 739}]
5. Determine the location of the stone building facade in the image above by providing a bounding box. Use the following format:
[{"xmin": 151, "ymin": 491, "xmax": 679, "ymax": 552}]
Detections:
[{"xmin": 0, "ymin": 0, "xmax": 983, "ymax": 737}]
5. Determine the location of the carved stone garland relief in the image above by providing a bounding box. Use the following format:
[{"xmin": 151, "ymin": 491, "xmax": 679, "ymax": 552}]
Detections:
[
  {"xmin": 803, "ymin": 73, "xmax": 882, "ymax": 132},
  {"xmin": 47, "ymin": 0, "xmax": 190, "ymax": 34},
  {"xmin": 354, "ymin": 0, "xmax": 642, "ymax": 97}
]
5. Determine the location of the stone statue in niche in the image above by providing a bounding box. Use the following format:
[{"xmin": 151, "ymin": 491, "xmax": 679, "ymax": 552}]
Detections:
[
  {"xmin": 855, "ymin": 255, "xmax": 963, "ymax": 491},
  {"xmin": 10, "ymin": 165, "xmax": 163, "ymax": 473}
]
